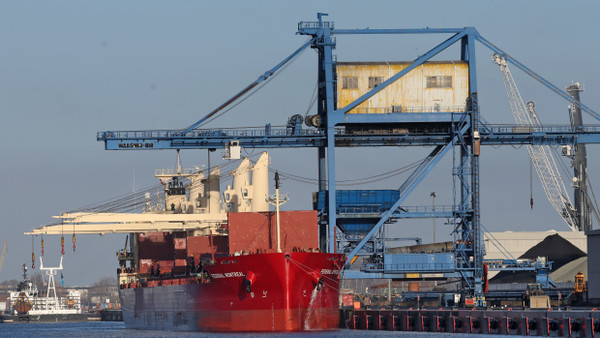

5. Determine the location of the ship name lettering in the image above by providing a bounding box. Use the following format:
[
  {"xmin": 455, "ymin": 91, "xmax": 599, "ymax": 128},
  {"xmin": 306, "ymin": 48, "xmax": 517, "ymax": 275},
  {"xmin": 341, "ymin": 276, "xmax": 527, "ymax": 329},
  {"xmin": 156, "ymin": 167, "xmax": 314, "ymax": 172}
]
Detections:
[
  {"xmin": 320, "ymin": 269, "xmax": 340, "ymax": 275},
  {"xmin": 225, "ymin": 271, "xmax": 244, "ymax": 277},
  {"xmin": 211, "ymin": 273, "xmax": 225, "ymax": 279}
]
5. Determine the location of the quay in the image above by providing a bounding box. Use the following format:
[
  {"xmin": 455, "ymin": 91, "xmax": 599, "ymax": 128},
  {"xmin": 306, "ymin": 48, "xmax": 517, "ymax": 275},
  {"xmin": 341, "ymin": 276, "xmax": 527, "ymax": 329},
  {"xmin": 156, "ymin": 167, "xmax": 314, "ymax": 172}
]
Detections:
[{"xmin": 341, "ymin": 308, "xmax": 600, "ymax": 337}]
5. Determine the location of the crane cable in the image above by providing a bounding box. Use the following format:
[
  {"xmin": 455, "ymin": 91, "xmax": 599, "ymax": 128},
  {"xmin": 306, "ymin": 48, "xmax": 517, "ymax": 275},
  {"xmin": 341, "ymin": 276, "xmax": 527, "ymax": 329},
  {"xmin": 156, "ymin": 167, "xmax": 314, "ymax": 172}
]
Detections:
[
  {"xmin": 530, "ymin": 159, "xmax": 534, "ymax": 209},
  {"xmin": 64, "ymin": 156, "xmax": 427, "ymax": 215},
  {"xmin": 304, "ymin": 80, "xmax": 319, "ymax": 117},
  {"xmin": 269, "ymin": 158, "xmax": 425, "ymax": 187},
  {"xmin": 550, "ymin": 146, "xmax": 600, "ymax": 225},
  {"xmin": 68, "ymin": 156, "xmax": 259, "ymax": 214},
  {"xmin": 31, "ymin": 235, "xmax": 35, "ymax": 269},
  {"xmin": 584, "ymin": 168, "xmax": 600, "ymax": 225}
]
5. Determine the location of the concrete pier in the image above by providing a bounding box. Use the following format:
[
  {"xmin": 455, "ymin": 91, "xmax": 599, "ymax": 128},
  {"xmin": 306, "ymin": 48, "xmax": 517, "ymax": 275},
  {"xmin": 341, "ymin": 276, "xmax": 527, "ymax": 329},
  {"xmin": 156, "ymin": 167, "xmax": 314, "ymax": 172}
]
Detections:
[{"xmin": 341, "ymin": 308, "xmax": 600, "ymax": 337}]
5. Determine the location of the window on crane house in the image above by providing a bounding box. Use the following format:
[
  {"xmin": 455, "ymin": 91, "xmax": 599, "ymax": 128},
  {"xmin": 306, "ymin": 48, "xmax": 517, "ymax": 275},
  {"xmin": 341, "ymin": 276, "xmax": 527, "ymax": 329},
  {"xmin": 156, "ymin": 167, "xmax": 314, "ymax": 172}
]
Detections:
[
  {"xmin": 368, "ymin": 76, "xmax": 384, "ymax": 88},
  {"xmin": 426, "ymin": 76, "xmax": 453, "ymax": 88},
  {"xmin": 342, "ymin": 76, "xmax": 358, "ymax": 89}
]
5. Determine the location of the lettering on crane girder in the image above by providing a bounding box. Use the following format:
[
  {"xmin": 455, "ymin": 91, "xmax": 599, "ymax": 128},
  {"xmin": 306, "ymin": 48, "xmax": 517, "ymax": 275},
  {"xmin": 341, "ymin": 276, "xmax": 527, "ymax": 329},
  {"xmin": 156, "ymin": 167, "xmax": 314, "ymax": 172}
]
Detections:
[{"xmin": 118, "ymin": 143, "xmax": 154, "ymax": 149}]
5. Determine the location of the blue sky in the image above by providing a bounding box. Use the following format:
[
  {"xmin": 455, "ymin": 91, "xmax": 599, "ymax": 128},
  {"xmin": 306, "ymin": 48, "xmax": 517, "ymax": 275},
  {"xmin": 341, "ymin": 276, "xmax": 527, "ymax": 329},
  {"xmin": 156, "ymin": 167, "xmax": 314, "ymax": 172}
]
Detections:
[{"xmin": 1, "ymin": 1, "xmax": 599, "ymax": 285}]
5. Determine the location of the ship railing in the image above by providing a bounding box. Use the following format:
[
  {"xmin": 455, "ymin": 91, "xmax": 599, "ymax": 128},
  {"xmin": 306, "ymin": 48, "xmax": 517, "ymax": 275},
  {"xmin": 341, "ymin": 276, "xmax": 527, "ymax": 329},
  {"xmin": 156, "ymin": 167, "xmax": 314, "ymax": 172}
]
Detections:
[
  {"xmin": 155, "ymin": 167, "xmax": 205, "ymax": 176},
  {"xmin": 298, "ymin": 21, "xmax": 334, "ymax": 30}
]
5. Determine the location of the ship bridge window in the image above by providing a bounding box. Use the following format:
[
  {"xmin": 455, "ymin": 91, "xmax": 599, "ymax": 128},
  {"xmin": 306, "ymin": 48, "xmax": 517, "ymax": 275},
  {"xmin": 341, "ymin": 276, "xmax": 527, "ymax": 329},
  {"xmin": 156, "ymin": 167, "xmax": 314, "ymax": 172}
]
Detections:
[
  {"xmin": 368, "ymin": 76, "xmax": 384, "ymax": 88},
  {"xmin": 342, "ymin": 76, "xmax": 358, "ymax": 89},
  {"xmin": 426, "ymin": 76, "xmax": 452, "ymax": 88},
  {"xmin": 167, "ymin": 177, "xmax": 186, "ymax": 195}
]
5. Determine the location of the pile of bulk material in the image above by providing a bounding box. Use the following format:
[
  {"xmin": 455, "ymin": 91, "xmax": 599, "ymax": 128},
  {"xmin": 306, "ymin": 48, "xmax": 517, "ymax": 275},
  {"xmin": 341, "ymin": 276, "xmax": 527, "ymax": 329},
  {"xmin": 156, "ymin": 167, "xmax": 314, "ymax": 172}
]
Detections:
[{"xmin": 490, "ymin": 234, "xmax": 586, "ymax": 284}]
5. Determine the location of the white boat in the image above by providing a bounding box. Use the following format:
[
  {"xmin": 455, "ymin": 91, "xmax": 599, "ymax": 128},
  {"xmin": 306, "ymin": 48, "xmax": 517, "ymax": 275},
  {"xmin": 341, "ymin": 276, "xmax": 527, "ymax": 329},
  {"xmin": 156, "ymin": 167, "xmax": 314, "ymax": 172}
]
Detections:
[{"xmin": 8, "ymin": 258, "xmax": 82, "ymax": 316}]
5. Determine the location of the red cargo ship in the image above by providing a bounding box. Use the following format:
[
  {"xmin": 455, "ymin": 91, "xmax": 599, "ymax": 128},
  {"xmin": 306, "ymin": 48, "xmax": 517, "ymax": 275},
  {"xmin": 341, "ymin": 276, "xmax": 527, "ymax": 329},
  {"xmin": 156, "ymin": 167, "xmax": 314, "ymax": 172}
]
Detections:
[
  {"xmin": 29, "ymin": 153, "xmax": 344, "ymax": 331},
  {"xmin": 120, "ymin": 250, "xmax": 343, "ymax": 331},
  {"xmin": 118, "ymin": 211, "xmax": 344, "ymax": 332}
]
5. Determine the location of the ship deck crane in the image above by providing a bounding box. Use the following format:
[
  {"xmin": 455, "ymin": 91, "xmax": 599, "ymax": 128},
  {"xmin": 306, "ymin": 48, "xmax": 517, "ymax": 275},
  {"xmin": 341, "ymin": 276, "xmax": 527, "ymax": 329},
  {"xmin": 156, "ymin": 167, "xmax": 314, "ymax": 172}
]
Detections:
[
  {"xmin": 25, "ymin": 212, "xmax": 227, "ymax": 235},
  {"xmin": 31, "ymin": 14, "xmax": 600, "ymax": 306}
]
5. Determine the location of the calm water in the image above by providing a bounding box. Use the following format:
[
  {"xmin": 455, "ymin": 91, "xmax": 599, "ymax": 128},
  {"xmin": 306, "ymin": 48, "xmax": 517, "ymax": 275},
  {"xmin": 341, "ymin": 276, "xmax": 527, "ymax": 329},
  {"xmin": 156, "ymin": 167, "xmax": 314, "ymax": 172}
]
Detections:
[{"xmin": 0, "ymin": 321, "xmax": 525, "ymax": 337}]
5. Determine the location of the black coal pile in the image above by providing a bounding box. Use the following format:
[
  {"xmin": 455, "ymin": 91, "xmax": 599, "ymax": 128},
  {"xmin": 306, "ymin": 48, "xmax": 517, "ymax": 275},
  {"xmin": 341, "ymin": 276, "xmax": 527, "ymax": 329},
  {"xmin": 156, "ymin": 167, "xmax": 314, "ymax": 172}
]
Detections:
[{"xmin": 490, "ymin": 233, "xmax": 586, "ymax": 284}]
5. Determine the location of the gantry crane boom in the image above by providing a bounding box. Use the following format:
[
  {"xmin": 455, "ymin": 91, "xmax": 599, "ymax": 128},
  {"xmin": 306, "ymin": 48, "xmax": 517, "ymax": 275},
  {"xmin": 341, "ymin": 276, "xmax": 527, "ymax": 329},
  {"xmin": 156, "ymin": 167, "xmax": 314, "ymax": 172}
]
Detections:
[{"xmin": 493, "ymin": 54, "xmax": 578, "ymax": 231}]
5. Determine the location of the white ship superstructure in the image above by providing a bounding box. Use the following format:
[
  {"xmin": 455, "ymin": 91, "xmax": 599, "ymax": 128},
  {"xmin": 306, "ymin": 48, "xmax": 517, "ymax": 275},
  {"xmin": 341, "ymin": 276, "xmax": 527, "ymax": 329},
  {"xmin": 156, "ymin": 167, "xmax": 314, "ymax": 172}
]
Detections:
[{"xmin": 9, "ymin": 258, "xmax": 82, "ymax": 315}]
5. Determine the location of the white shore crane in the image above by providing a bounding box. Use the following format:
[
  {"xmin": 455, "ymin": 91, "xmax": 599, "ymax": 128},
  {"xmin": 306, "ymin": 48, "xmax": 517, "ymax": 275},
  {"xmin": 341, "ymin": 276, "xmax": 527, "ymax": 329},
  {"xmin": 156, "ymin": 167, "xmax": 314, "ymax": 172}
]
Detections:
[{"xmin": 492, "ymin": 54, "xmax": 578, "ymax": 231}]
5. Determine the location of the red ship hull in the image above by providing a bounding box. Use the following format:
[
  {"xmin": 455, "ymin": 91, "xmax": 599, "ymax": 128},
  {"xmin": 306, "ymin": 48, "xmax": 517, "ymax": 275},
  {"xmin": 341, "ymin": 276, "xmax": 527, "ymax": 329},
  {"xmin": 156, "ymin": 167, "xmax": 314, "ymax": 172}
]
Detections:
[{"xmin": 119, "ymin": 251, "xmax": 344, "ymax": 332}]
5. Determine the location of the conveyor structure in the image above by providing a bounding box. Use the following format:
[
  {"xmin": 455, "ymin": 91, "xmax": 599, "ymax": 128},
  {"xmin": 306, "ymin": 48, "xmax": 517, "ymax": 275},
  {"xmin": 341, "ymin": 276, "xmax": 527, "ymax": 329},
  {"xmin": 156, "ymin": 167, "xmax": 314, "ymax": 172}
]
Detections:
[{"xmin": 91, "ymin": 14, "xmax": 600, "ymax": 306}]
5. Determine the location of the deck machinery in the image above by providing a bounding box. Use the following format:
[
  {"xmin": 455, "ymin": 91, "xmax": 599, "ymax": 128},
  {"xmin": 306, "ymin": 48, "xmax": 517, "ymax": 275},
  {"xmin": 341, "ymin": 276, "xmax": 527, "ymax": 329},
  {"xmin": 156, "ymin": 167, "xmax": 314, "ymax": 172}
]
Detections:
[{"xmin": 94, "ymin": 14, "xmax": 600, "ymax": 306}]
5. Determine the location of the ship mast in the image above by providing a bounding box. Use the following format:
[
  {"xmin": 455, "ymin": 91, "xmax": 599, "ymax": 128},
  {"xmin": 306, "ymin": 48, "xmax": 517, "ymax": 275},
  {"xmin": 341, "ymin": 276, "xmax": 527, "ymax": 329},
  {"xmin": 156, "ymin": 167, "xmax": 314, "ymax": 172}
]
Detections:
[
  {"xmin": 267, "ymin": 172, "xmax": 288, "ymax": 253},
  {"xmin": 39, "ymin": 256, "xmax": 63, "ymax": 300}
]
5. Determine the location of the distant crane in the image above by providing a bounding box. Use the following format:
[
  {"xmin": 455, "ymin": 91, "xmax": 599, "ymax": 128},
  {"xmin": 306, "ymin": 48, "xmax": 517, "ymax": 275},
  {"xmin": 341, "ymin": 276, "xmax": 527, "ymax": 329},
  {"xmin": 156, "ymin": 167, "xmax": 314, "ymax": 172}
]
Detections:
[
  {"xmin": 493, "ymin": 54, "xmax": 578, "ymax": 231},
  {"xmin": 566, "ymin": 83, "xmax": 596, "ymax": 231},
  {"xmin": 0, "ymin": 240, "xmax": 6, "ymax": 274}
]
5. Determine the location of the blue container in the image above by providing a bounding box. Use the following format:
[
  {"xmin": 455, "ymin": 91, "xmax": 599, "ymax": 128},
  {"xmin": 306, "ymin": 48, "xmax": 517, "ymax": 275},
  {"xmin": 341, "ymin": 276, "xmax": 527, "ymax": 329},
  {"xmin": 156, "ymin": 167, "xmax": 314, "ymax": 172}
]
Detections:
[
  {"xmin": 383, "ymin": 253, "xmax": 455, "ymax": 272},
  {"xmin": 337, "ymin": 218, "xmax": 381, "ymax": 233},
  {"xmin": 316, "ymin": 190, "xmax": 400, "ymax": 233},
  {"xmin": 316, "ymin": 190, "xmax": 400, "ymax": 213}
]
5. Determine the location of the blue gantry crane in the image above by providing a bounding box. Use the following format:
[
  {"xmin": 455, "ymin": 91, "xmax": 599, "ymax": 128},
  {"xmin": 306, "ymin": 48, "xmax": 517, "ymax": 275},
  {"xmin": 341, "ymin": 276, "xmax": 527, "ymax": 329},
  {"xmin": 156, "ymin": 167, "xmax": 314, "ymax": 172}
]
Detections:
[{"xmin": 97, "ymin": 14, "xmax": 600, "ymax": 305}]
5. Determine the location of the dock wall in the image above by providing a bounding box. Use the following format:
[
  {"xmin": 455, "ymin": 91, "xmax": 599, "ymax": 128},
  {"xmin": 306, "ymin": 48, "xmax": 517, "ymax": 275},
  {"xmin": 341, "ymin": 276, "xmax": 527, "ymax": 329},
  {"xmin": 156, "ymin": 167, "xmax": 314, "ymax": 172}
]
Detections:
[{"xmin": 341, "ymin": 308, "xmax": 600, "ymax": 337}]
